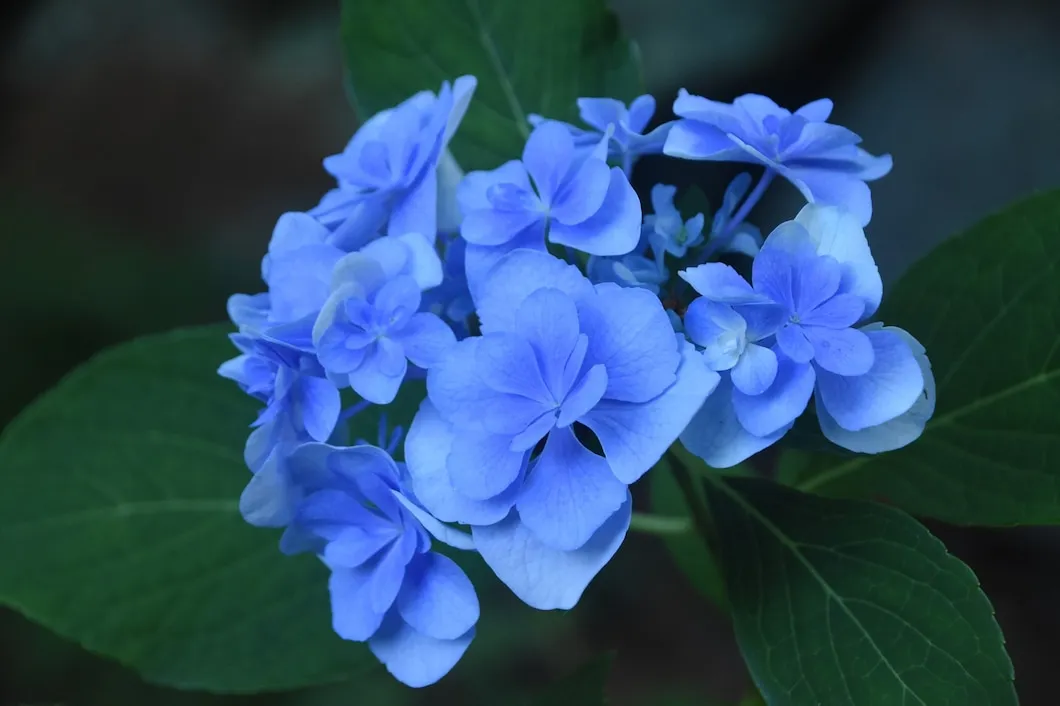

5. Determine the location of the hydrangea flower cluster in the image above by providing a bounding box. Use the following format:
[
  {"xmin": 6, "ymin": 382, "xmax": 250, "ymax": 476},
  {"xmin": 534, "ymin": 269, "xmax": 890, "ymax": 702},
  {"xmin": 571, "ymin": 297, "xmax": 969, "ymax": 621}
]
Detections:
[{"xmin": 220, "ymin": 78, "xmax": 934, "ymax": 687}]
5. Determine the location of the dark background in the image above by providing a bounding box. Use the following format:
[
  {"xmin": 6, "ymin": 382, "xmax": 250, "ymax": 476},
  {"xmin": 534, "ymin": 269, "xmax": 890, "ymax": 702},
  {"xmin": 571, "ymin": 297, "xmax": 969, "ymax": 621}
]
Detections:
[{"xmin": 2, "ymin": 0, "xmax": 1059, "ymax": 704}]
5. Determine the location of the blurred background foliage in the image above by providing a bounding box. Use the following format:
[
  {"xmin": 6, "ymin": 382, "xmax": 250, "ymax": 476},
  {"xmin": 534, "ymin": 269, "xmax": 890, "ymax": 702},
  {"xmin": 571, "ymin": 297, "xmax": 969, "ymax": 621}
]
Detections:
[{"xmin": 2, "ymin": 0, "xmax": 1059, "ymax": 704}]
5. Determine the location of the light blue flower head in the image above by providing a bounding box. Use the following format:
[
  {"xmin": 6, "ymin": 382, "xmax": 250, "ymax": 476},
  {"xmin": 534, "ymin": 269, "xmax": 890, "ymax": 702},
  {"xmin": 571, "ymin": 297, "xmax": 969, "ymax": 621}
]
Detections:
[
  {"xmin": 456, "ymin": 121, "xmax": 642, "ymax": 296},
  {"xmin": 678, "ymin": 204, "xmax": 932, "ymax": 467},
  {"xmin": 274, "ymin": 443, "xmax": 479, "ymax": 688},
  {"xmin": 404, "ymin": 249, "xmax": 718, "ymax": 610},
  {"xmin": 665, "ymin": 92, "xmax": 892, "ymax": 225},
  {"xmin": 310, "ymin": 76, "xmax": 477, "ymax": 249}
]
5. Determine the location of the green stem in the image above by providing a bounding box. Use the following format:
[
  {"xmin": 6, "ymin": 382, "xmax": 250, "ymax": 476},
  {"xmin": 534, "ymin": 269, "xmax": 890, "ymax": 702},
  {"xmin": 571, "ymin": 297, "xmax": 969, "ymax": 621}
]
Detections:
[
  {"xmin": 665, "ymin": 449, "xmax": 721, "ymax": 559},
  {"xmin": 629, "ymin": 511, "xmax": 692, "ymax": 535}
]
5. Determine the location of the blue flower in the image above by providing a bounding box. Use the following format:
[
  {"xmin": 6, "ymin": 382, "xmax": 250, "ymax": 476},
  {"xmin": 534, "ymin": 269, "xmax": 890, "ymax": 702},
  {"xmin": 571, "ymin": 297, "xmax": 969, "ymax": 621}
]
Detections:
[
  {"xmin": 644, "ymin": 183, "xmax": 705, "ymax": 261},
  {"xmin": 310, "ymin": 77, "xmax": 477, "ymax": 250},
  {"xmin": 312, "ymin": 244, "xmax": 456, "ymax": 405},
  {"xmin": 678, "ymin": 204, "xmax": 931, "ymax": 467},
  {"xmin": 403, "ymin": 249, "xmax": 718, "ymax": 609},
  {"xmin": 664, "ymin": 92, "xmax": 892, "ymax": 225},
  {"xmin": 218, "ymin": 334, "xmax": 340, "ymax": 472},
  {"xmin": 530, "ymin": 94, "xmax": 673, "ymax": 174},
  {"xmin": 457, "ymin": 121, "xmax": 641, "ymax": 296},
  {"xmin": 279, "ymin": 443, "xmax": 479, "ymax": 688}
]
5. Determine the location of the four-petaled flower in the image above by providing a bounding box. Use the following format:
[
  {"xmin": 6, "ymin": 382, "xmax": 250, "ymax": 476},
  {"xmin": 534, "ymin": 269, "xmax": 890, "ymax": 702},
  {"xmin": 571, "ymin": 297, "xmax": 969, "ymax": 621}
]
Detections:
[
  {"xmin": 664, "ymin": 92, "xmax": 892, "ymax": 225},
  {"xmin": 644, "ymin": 183, "xmax": 705, "ymax": 261},
  {"xmin": 313, "ymin": 245, "xmax": 456, "ymax": 404},
  {"xmin": 679, "ymin": 204, "xmax": 932, "ymax": 467},
  {"xmin": 281, "ymin": 443, "xmax": 479, "ymax": 687},
  {"xmin": 457, "ymin": 121, "xmax": 641, "ymax": 295},
  {"xmin": 404, "ymin": 249, "xmax": 717, "ymax": 609}
]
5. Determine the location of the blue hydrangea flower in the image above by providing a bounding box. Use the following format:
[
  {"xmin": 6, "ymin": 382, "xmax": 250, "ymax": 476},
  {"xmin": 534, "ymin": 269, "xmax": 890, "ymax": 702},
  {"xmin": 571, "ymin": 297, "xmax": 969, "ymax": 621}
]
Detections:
[
  {"xmin": 403, "ymin": 249, "xmax": 718, "ymax": 609},
  {"xmin": 277, "ymin": 443, "xmax": 479, "ymax": 688},
  {"xmin": 218, "ymin": 334, "xmax": 340, "ymax": 472},
  {"xmin": 310, "ymin": 76, "xmax": 477, "ymax": 249},
  {"xmin": 457, "ymin": 121, "xmax": 641, "ymax": 296},
  {"xmin": 312, "ymin": 245, "xmax": 456, "ymax": 405},
  {"xmin": 530, "ymin": 95, "xmax": 673, "ymax": 174},
  {"xmin": 664, "ymin": 92, "xmax": 892, "ymax": 225},
  {"xmin": 644, "ymin": 183, "xmax": 705, "ymax": 261},
  {"xmin": 678, "ymin": 204, "xmax": 931, "ymax": 467},
  {"xmin": 705, "ymin": 172, "xmax": 763, "ymax": 258}
]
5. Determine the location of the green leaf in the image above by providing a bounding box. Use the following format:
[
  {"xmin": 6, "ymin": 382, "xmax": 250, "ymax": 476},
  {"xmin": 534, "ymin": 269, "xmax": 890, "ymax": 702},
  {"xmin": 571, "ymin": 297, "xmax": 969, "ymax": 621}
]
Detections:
[
  {"xmin": 524, "ymin": 654, "xmax": 614, "ymax": 706},
  {"xmin": 702, "ymin": 476, "xmax": 1016, "ymax": 706},
  {"xmin": 0, "ymin": 325, "xmax": 397, "ymax": 693},
  {"xmin": 340, "ymin": 0, "xmax": 643, "ymax": 171},
  {"xmin": 648, "ymin": 452, "xmax": 727, "ymax": 609},
  {"xmin": 0, "ymin": 325, "xmax": 571, "ymax": 694},
  {"xmin": 789, "ymin": 189, "xmax": 1060, "ymax": 525}
]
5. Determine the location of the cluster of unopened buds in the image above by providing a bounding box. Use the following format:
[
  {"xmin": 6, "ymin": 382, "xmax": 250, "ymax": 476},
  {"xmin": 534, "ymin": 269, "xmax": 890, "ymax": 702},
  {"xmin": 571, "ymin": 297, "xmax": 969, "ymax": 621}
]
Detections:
[{"xmin": 220, "ymin": 76, "xmax": 935, "ymax": 687}]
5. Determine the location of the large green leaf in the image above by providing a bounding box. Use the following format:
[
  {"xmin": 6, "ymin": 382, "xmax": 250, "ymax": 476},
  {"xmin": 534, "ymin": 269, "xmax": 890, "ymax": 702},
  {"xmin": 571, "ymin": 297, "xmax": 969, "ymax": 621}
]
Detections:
[
  {"xmin": 703, "ymin": 477, "xmax": 1016, "ymax": 706},
  {"xmin": 788, "ymin": 189, "xmax": 1060, "ymax": 525},
  {"xmin": 0, "ymin": 325, "xmax": 394, "ymax": 693},
  {"xmin": 0, "ymin": 325, "xmax": 571, "ymax": 694},
  {"xmin": 341, "ymin": 0, "xmax": 643, "ymax": 171}
]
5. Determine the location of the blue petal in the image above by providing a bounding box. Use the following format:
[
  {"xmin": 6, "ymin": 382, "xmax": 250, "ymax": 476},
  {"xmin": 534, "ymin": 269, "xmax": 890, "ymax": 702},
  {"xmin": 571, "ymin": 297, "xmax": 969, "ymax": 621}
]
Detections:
[
  {"xmin": 368, "ymin": 612, "xmax": 474, "ymax": 688},
  {"xmin": 548, "ymin": 168, "xmax": 641, "ymax": 256},
  {"xmin": 817, "ymin": 325, "xmax": 934, "ymax": 452},
  {"xmin": 389, "ymin": 168, "xmax": 437, "ymax": 238},
  {"xmin": 330, "ymin": 565, "xmax": 386, "ymax": 641},
  {"xmin": 373, "ymin": 276, "xmax": 421, "ymax": 324},
  {"xmin": 583, "ymin": 337, "xmax": 718, "ymax": 484},
  {"xmin": 368, "ymin": 540, "xmax": 410, "ymax": 614},
  {"xmin": 794, "ymin": 203, "xmax": 883, "ymax": 318},
  {"xmin": 523, "ymin": 121, "xmax": 575, "ymax": 203},
  {"xmin": 578, "ymin": 283, "xmax": 680, "ymax": 403},
  {"xmin": 550, "ymin": 157, "xmax": 611, "ymax": 225},
  {"xmin": 750, "ymin": 246, "xmax": 797, "ymax": 311},
  {"xmin": 680, "ymin": 375, "xmax": 791, "ymax": 468},
  {"xmin": 348, "ymin": 344, "xmax": 407, "ymax": 405},
  {"xmin": 396, "ymin": 552, "xmax": 479, "ymax": 640},
  {"xmin": 472, "ymin": 494, "xmax": 632, "ymax": 610},
  {"xmin": 390, "ymin": 490, "xmax": 476, "ymax": 551},
  {"xmin": 476, "ymin": 333, "xmax": 552, "ymax": 403},
  {"xmin": 786, "ymin": 165, "xmax": 873, "ymax": 226},
  {"xmin": 393, "ymin": 313, "xmax": 456, "ymax": 369},
  {"xmin": 795, "ymin": 98, "xmax": 833, "ymax": 122},
  {"xmin": 475, "ymin": 249, "xmax": 594, "ymax": 333},
  {"xmin": 404, "ymin": 400, "xmax": 520, "ymax": 525},
  {"xmin": 463, "ymin": 227, "xmax": 548, "ymax": 301},
  {"xmin": 515, "ymin": 287, "xmax": 582, "ymax": 397},
  {"xmin": 516, "ymin": 426, "xmax": 627, "ymax": 551},
  {"xmin": 815, "ymin": 327, "xmax": 925, "ymax": 432},
  {"xmin": 266, "ymin": 244, "xmax": 344, "ymax": 323},
  {"xmin": 801, "ymin": 293, "xmax": 865, "ymax": 329},
  {"xmin": 732, "ymin": 355, "xmax": 815, "ymax": 437},
  {"xmin": 776, "ymin": 324, "xmax": 814, "ymax": 363},
  {"xmin": 805, "ymin": 326, "xmax": 874, "ymax": 376},
  {"xmin": 731, "ymin": 343, "xmax": 778, "ymax": 396},
  {"xmin": 679, "ymin": 263, "xmax": 766, "ymax": 304},
  {"xmin": 447, "ymin": 429, "xmax": 527, "ymax": 500},
  {"xmin": 324, "ymin": 526, "xmax": 398, "ymax": 568},
  {"xmin": 557, "ymin": 364, "xmax": 607, "ymax": 427},
  {"xmin": 577, "ymin": 97, "xmax": 627, "ymax": 133},
  {"xmin": 267, "ymin": 211, "xmax": 329, "ymax": 257},
  {"xmin": 297, "ymin": 376, "xmax": 341, "ymax": 441},
  {"xmin": 461, "ymin": 204, "xmax": 545, "ymax": 247},
  {"xmin": 793, "ymin": 254, "xmax": 842, "ymax": 315},
  {"xmin": 239, "ymin": 448, "xmax": 297, "ymax": 527}
]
